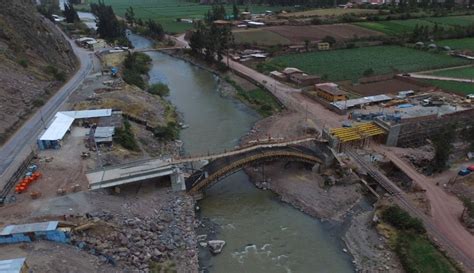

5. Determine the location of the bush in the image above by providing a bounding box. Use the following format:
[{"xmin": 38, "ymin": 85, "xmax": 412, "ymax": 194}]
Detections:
[
  {"xmin": 381, "ymin": 206, "xmax": 425, "ymax": 234},
  {"xmin": 114, "ymin": 120, "xmax": 139, "ymax": 151},
  {"xmin": 45, "ymin": 65, "xmax": 66, "ymax": 82},
  {"xmin": 32, "ymin": 99, "xmax": 45, "ymax": 107},
  {"xmin": 18, "ymin": 59, "xmax": 28, "ymax": 68},
  {"xmin": 123, "ymin": 69, "xmax": 146, "ymax": 90},
  {"xmin": 123, "ymin": 52, "xmax": 151, "ymax": 89},
  {"xmin": 363, "ymin": 68, "xmax": 375, "ymax": 77},
  {"xmin": 153, "ymin": 122, "xmax": 179, "ymax": 141},
  {"xmin": 148, "ymin": 83, "xmax": 170, "ymax": 97}
]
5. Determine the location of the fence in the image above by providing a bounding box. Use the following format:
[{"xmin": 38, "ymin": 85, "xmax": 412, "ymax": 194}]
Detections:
[{"xmin": 0, "ymin": 151, "xmax": 36, "ymax": 205}]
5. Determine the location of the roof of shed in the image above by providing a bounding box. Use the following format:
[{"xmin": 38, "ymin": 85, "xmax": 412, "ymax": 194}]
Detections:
[{"xmin": 0, "ymin": 221, "xmax": 59, "ymax": 236}]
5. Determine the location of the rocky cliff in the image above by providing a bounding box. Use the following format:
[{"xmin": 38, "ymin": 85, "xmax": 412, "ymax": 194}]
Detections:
[{"xmin": 0, "ymin": 0, "xmax": 78, "ymax": 144}]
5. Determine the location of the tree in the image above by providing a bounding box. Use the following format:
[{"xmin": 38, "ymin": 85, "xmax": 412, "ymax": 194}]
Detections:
[
  {"xmin": 363, "ymin": 68, "xmax": 374, "ymax": 77},
  {"xmin": 304, "ymin": 39, "xmax": 310, "ymax": 52},
  {"xmin": 431, "ymin": 125, "xmax": 455, "ymax": 172},
  {"xmin": 63, "ymin": 1, "xmax": 79, "ymax": 23},
  {"xmin": 145, "ymin": 19, "xmax": 165, "ymax": 40},
  {"xmin": 90, "ymin": 1, "xmax": 124, "ymax": 40},
  {"xmin": 125, "ymin": 6, "xmax": 135, "ymax": 26},
  {"xmin": 322, "ymin": 35, "xmax": 336, "ymax": 45},
  {"xmin": 232, "ymin": 3, "xmax": 240, "ymax": 20},
  {"xmin": 148, "ymin": 83, "xmax": 170, "ymax": 97}
]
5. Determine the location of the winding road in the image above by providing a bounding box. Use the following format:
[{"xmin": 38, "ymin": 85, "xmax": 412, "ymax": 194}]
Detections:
[{"xmin": 0, "ymin": 26, "xmax": 94, "ymax": 185}]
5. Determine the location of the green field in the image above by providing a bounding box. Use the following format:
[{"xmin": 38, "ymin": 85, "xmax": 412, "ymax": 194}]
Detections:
[
  {"xmin": 233, "ymin": 29, "xmax": 290, "ymax": 46},
  {"xmin": 437, "ymin": 37, "xmax": 474, "ymax": 51},
  {"xmin": 268, "ymin": 46, "xmax": 468, "ymax": 81},
  {"xmin": 425, "ymin": 79, "xmax": 474, "ymax": 95},
  {"xmin": 280, "ymin": 8, "xmax": 379, "ymax": 18},
  {"xmin": 429, "ymin": 66, "xmax": 474, "ymax": 79},
  {"xmin": 355, "ymin": 19, "xmax": 437, "ymax": 35},
  {"xmin": 355, "ymin": 15, "xmax": 474, "ymax": 35},
  {"xmin": 85, "ymin": 0, "xmax": 283, "ymax": 33}
]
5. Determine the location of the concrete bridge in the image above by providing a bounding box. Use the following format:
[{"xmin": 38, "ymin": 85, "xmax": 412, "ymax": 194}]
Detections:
[{"xmin": 86, "ymin": 137, "xmax": 326, "ymax": 192}]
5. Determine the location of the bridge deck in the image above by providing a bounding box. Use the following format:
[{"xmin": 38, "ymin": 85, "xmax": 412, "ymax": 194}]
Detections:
[{"xmin": 87, "ymin": 158, "xmax": 174, "ymax": 190}]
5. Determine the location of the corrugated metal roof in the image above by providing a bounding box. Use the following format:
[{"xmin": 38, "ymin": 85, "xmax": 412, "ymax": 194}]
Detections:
[
  {"xmin": 61, "ymin": 109, "xmax": 112, "ymax": 119},
  {"xmin": 0, "ymin": 221, "xmax": 58, "ymax": 236},
  {"xmin": 94, "ymin": 127, "xmax": 115, "ymax": 138},
  {"xmin": 331, "ymin": 95, "xmax": 392, "ymax": 110},
  {"xmin": 39, "ymin": 109, "xmax": 112, "ymax": 141},
  {"xmin": 0, "ymin": 258, "xmax": 26, "ymax": 273},
  {"xmin": 39, "ymin": 113, "xmax": 74, "ymax": 141}
]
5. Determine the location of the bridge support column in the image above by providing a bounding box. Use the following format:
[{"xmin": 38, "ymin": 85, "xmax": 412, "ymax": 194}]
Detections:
[{"xmin": 171, "ymin": 168, "xmax": 186, "ymax": 191}]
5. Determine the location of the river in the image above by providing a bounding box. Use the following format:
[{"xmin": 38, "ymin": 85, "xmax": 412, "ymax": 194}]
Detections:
[{"xmin": 128, "ymin": 33, "xmax": 354, "ymax": 273}]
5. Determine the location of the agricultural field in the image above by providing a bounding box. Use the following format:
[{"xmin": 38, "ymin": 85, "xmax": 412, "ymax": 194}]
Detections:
[
  {"xmin": 268, "ymin": 46, "xmax": 468, "ymax": 81},
  {"xmin": 279, "ymin": 8, "xmax": 380, "ymax": 18},
  {"xmin": 266, "ymin": 24, "xmax": 383, "ymax": 44},
  {"xmin": 84, "ymin": 0, "xmax": 283, "ymax": 33},
  {"xmin": 436, "ymin": 37, "xmax": 474, "ymax": 51},
  {"xmin": 428, "ymin": 66, "xmax": 474, "ymax": 79},
  {"xmin": 233, "ymin": 29, "xmax": 290, "ymax": 46},
  {"xmin": 354, "ymin": 19, "xmax": 437, "ymax": 36},
  {"xmin": 425, "ymin": 79, "xmax": 474, "ymax": 95},
  {"xmin": 355, "ymin": 15, "xmax": 474, "ymax": 35}
]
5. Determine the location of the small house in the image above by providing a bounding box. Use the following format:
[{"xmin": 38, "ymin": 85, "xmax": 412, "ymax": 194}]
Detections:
[
  {"xmin": 289, "ymin": 73, "xmax": 321, "ymax": 86},
  {"xmin": 282, "ymin": 67, "xmax": 303, "ymax": 77},
  {"xmin": 270, "ymin": 71, "xmax": 287, "ymax": 81},
  {"xmin": 0, "ymin": 221, "xmax": 70, "ymax": 245},
  {"xmin": 315, "ymin": 83, "xmax": 348, "ymax": 102},
  {"xmin": 94, "ymin": 126, "xmax": 115, "ymax": 145},
  {"xmin": 0, "ymin": 258, "xmax": 29, "ymax": 273},
  {"xmin": 317, "ymin": 42, "xmax": 330, "ymax": 51}
]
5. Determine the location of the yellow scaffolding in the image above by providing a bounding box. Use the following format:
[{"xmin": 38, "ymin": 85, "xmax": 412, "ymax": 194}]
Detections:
[{"xmin": 330, "ymin": 122, "xmax": 385, "ymax": 143}]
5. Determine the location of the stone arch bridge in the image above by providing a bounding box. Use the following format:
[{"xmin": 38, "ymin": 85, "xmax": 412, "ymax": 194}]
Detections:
[{"xmin": 87, "ymin": 137, "xmax": 329, "ymax": 193}]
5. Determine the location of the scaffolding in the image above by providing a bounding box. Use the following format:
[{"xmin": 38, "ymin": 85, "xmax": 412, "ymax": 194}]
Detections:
[{"xmin": 329, "ymin": 122, "xmax": 386, "ymax": 151}]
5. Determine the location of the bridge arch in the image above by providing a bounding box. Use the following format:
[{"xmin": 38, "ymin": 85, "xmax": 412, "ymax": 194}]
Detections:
[{"xmin": 186, "ymin": 145, "xmax": 323, "ymax": 193}]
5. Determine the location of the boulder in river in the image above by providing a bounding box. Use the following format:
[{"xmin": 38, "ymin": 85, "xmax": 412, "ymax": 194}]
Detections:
[{"xmin": 208, "ymin": 240, "xmax": 226, "ymax": 254}]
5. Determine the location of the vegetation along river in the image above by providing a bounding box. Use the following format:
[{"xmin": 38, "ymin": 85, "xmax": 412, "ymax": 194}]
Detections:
[{"xmin": 128, "ymin": 33, "xmax": 354, "ymax": 273}]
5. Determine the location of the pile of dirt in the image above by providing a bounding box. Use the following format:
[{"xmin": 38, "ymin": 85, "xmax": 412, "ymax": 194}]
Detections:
[{"xmin": 0, "ymin": 0, "xmax": 77, "ymax": 143}]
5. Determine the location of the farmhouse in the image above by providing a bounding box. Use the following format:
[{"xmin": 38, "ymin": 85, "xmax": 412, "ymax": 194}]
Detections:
[
  {"xmin": 282, "ymin": 67, "xmax": 303, "ymax": 76},
  {"xmin": 289, "ymin": 73, "xmax": 321, "ymax": 86},
  {"xmin": 270, "ymin": 71, "xmax": 287, "ymax": 81},
  {"xmin": 316, "ymin": 83, "xmax": 348, "ymax": 102},
  {"xmin": 317, "ymin": 42, "xmax": 330, "ymax": 51}
]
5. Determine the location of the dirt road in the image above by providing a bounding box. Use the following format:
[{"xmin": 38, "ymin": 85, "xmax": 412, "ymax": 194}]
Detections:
[
  {"xmin": 408, "ymin": 73, "xmax": 474, "ymax": 83},
  {"xmin": 377, "ymin": 146, "xmax": 474, "ymax": 268}
]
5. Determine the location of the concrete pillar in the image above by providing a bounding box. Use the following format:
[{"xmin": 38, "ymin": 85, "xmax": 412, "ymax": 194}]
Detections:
[{"xmin": 171, "ymin": 168, "xmax": 186, "ymax": 191}]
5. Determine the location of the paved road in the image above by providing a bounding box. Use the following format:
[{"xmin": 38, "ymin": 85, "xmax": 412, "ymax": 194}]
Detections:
[{"xmin": 0, "ymin": 27, "xmax": 93, "ymax": 183}]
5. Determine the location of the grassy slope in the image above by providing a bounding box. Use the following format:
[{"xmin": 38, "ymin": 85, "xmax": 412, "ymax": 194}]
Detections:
[
  {"xmin": 396, "ymin": 232, "xmax": 459, "ymax": 273},
  {"xmin": 425, "ymin": 79, "xmax": 474, "ymax": 95},
  {"xmin": 86, "ymin": 0, "xmax": 282, "ymax": 33},
  {"xmin": 269, "ymin": 46, "xmax": 468, "ymax": 81},
  {"xmin": 233, "ymin": 29, "xmax": 290, "ymax": 45}
]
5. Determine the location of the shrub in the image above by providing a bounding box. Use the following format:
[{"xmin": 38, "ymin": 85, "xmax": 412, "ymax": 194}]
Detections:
[
  {"xmin": 114, "ymin": 120, "xmax": 140, "ymax": 151},
  {"xmin": 381, "ymin": 206, "xmax": 425, "ymax": 234},
  {"xmin": 153, "ymin": 122, "xmax": 179, "ymax": 141},
  {"xmin": 148, "ymin": 83, "xmax": 170, "ymax": 97},
  {"xmin": 18, "ymin": 59, "xmax": 28, "ymax": 68},
  {"xmin": 45, "ymin": 65, "xmax": 66, "ymax": 82},
  {"xmin": 123, "ymin": 52, "xmax": 151, "ymax": 89},
  {"xmin": 123, "ymin": 70, "xmax": 146, "ymax": 90},
  {"xmin": 32, "ymin": 99, "xmax": 45, "ymax": 107},
  {"xmin": 363, "ymin": 68, "xmax": 375, "ymax": 77}
]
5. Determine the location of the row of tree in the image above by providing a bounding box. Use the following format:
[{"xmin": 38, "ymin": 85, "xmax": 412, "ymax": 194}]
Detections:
[
  {"xmin": 190, "ymin": 21, "xmax": 232, "ymax": 63},
  {"xmin": 90, "ymin": 1, "xmax": 125, "ymax": 41},
  {"xmin": 124, "ymin": 6, "xmax": 165, "ymax": 40}
]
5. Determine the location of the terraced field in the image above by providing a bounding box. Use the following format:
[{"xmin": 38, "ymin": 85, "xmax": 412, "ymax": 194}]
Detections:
[
  {"xmin": 269, "ymin": 46, "xmax": 469, "ymax": 81},
  {"xmin": 86, "ymin": 0, "xmax": 283, "ymax": 33},
  {"xmin": 355, "ymin": 15, "xmax": 474, "ymax": 35}
]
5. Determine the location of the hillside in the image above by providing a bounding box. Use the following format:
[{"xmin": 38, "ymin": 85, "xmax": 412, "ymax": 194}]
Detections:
[{"xmin": 0, "ymin": 0, "xmax": 78, "ymax": 144}]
